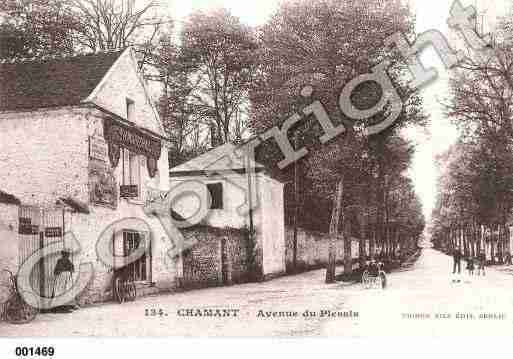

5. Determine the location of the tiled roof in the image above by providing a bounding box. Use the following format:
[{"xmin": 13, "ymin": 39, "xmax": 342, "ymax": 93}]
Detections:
[{"xmin": 0, "ymin": 49, "xmax": 125, "ymax": 112}]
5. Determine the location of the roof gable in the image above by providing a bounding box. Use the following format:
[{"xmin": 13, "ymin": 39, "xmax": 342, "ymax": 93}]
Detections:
[
  {"xmin": 85, "ymin": 48, "xmax": 164, "ymax": 135},
  {"xmin": 0, "ymin": 50, "xmax": 124, "ymax": 112}
]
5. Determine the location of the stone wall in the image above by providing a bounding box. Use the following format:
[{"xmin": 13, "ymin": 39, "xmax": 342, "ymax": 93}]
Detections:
[
  {"xmin": 0, "ymin": 107, "xmax": 89, "ymax": 206},
  {"xmin": 183, "ymin": 238, "xmax": 222, "ymax": 288},
  {"xmin": 180, "ymin": 226, "xmax": 249, "ymax": 289},
  {"xmin": 285, "ymin": 227, "xmax": 360, "ymax": 272}
]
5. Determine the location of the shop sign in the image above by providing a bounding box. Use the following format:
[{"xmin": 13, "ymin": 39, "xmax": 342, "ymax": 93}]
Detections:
[
  {"xmin": 89, "ymin": 136, "xmax": 108, "ymax": 162},
  {"xmin": 19, "ymin": 218, "xmax": 39, "ymax": 235},
  {"xmin": 104, "ymin": 119, "xmax": 161, "ymax": 159},
  {"xmin": 44, "ymin": 227, "xmax": 63, "ymax": 238},
  {"xmin": 89, "ymin": 161, "xmax": 118, "ymax": 209},
  {"xmin": 120, "ymin": 185, "xmax": 139, "ymax": 199}
]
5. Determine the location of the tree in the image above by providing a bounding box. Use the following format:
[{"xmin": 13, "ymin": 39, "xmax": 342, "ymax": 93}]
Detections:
[
  {"xmin": 69, "ymin": 0, "xmax": 162, "ymax": 49},
  {"xmin": 151, "ymin": 8, "xmax": 259, "ymax": 164},
  {"xmin": 0, "ymin": 0, "xmax": 77, "ymax": 57},
  {"xmin": 154, "ymin": 35, "xmax": 208, "ymax": 166},
  {"xmin": 437, "ymin": 18, "xmax": 513, "ymax": 262},
  {"xmin": 68, "ymin": 0, "xmax": 167, "ymax": 68},
  {"xmin": 432, "ymin": 136, "xmax": 513, "ymax": 262},
  {"xmin": 0, "ymin": 0, "xmax": 168, "ymax": 69},
  {"xmin": 249, "ymin": 0, "xmax": 424, "ymax": 279},
  {"xmin": 179, "ymin": 8, "xmax": 259, "ymax": 145}
]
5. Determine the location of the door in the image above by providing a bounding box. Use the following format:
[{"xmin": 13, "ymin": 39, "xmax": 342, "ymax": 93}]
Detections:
[
  {"xmin": 121, "ymin": 230, "xmax": 151, "ymax": 283},
  {"xmin": 18, "ymin": 206, "xmax": 65, "ymax": 299}
]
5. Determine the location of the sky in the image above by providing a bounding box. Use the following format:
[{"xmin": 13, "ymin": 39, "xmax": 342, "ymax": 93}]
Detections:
[{"xmin": 167, "ymin": 0, "xmax": 511, "ymax": 221}]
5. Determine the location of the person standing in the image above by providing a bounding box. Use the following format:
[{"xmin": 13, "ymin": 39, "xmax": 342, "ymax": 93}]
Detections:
[
  {"xmin": 477, "ymin": 250, "xmax": 486, "ymax": 276},
  {"xmin": 51, "ymin": 250, "xmax": 76, "ymax": 313},
  {"xmin": 452, "ymin": 247, "xmax": 462, "ymax": 275},
  {"xmin": 466, "ymin": 256, "xmax": 475, "ymax": 276}
]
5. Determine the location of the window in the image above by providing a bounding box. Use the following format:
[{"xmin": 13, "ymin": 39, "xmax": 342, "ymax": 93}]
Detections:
[
  {"xmin": 121, "ymin": 148, "xmax": 141, "ymax": 199},
  {"xmin": 122, "ymin": 231, "xmax": 151, "ymax": 282},
  {"xmin": 207, "ymin": 182, "xmax": 223, "ymax": 209},
  {"xmin": 129, "ymin": 151, "xmax": 140, "ymax": 194},
  {"xmin": 126, "ymin": 98, "xmax": 135, "ymax": 122}
]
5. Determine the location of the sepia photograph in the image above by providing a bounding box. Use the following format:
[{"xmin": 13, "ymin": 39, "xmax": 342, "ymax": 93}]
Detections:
[{"xmin": 1, "ymin": 0, "xmax": 513, "ymax": 353}]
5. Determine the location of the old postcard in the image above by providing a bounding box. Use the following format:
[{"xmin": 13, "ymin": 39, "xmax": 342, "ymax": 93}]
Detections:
[{"xmin": 1, "ymin": 0, "xmax": 513, "ymax": 346}]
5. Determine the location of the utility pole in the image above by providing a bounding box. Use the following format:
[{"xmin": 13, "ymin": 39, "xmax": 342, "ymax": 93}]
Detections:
[{"xmin": 292, "ymin": 133, "xmax": 299, "ymax": 272}]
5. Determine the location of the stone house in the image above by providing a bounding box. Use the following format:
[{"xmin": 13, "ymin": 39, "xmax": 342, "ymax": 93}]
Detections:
[
  {"xmin": 169, "ymin": 143, "xmax": 286, "ymax": 282},
  {"xmin": 0, "ymin": 48, "xmax": 181, "ymax": 304}
]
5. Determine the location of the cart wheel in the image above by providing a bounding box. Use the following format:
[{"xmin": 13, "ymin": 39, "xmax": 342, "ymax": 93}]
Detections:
[
  {"xmin": 0, "ymin": 270, "xmax": 13, "ymax": 304},
  {"xmin": 128, "ymin": 282, "xmax": 137, "ymax": 302},
  {"xmin": 4, "ymin": 297, "xmax": 37, "ymax": 324}
]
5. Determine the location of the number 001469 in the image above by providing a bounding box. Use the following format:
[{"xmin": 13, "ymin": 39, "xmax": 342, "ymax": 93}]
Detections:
[{"xmin": 15, "ymin": 347, "xmax": 55, "ymax": 357}]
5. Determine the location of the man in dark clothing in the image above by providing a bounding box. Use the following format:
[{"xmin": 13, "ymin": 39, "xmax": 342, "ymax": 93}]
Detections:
[
  {"xmin": 54, "ymin": 251, "xmax": 74, "ymax": 276},
  {"xmin": 452, "ymin": 248, "xmax": 462, "ymax": 274},
  {"xmin": 477, "ymin": 250, "xmax": 486, "ymax": 276},
  {"xmin": 51, "ymin": 250, "xmax": 76, "ymax": 313}
]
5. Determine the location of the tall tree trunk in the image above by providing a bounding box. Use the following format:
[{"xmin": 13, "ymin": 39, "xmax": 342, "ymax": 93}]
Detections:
[
  {"xmin": 490, "ymin": 224, "xmax": 495, "ymax": 264},
  {"xmin": 479, "ymin": 224, "xmax": 483, "ymax": 254},
  {"xmin": 384, "ymin": 225, "xmax": 389, "ymax": 258},
  {"xmin": 326, "ymin": 179, "xmax": 343, "ymax": 283},
  {"xmin": 506, "ymin": 225, "xmax": 511, "ymax": 257},
  {"xmin": 359, "ymin": 214, "xmax": 367, "ymax": 269},
  {"xmin": 375, "ymin": 140, "xmax": 386, "ymax": 259},
  {"xmin": 370, "ymin": 224, "xmax": 375, "ymax": 258},
  {"xmin": 471, "ymin": 222, "xmax": 476, "ymax": 257},
  {"xmin": 504, "ymin": 224, "xmax": 511, "ymax": 256},
  {"xmin": 344, "ymin": 215, "xmax": 352, "ymax": 274},
  {"xmin": 463, "ymin": 224, "xmax": 469, "ymax": 256},
  {"xmin": 476, "ymin": 224, "xmax": 481, "ymax": 254},
  {"xmin": 498, "ymin": 224, "xmax": 503, "ymax": 263}
]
